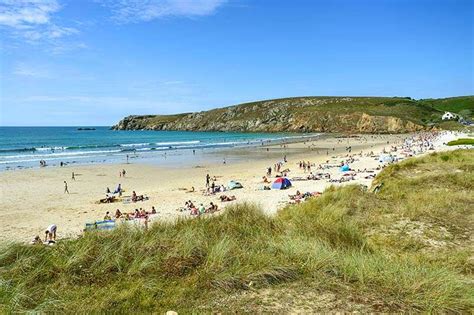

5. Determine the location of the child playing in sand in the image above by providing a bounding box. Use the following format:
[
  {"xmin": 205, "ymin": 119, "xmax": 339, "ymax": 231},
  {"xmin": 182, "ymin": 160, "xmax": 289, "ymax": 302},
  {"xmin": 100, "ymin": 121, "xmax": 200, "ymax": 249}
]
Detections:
[
  {"xmin": 44, "ymin": 224, "xmax": 57, "ymax": 243},
  {"xmin": 31, "ymin": 235, "xmax": 43, "ymax": 245}
]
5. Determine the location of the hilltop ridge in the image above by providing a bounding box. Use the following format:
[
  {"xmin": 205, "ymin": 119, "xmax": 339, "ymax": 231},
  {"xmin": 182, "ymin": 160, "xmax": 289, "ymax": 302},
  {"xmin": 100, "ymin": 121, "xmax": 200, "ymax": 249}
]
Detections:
[{"xmin": 112, "ymin": 96, "xmax": 474, "ymax": 134}]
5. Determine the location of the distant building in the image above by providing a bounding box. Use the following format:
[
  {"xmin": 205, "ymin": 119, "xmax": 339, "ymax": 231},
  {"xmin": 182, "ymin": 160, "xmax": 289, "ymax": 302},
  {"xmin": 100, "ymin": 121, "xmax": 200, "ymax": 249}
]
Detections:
[{"xmin": 442, "ymin": 112, "xmax": 458, "ymax": 120}]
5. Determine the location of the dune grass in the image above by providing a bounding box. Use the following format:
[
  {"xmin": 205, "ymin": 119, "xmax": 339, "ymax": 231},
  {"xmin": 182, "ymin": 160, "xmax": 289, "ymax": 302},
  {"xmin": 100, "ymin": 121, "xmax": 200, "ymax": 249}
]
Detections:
[
  {"xmin": 447, "ymin": 138, "xmax": 474, "ymax": 146},
  {"xmin": 1, "ymin": 150, "xmax": 473, "ymax": 312}
]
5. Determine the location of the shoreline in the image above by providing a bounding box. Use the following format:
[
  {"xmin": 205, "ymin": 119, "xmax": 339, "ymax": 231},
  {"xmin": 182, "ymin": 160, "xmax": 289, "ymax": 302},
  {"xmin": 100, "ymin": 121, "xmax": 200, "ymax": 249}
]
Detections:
[
  {"xmin": 0, "ymin": 131, "xmax": 468, "ymax": 243},
  {"xmin": 0, "ymin": 132, "xmax": 323, "ymax": 172}
]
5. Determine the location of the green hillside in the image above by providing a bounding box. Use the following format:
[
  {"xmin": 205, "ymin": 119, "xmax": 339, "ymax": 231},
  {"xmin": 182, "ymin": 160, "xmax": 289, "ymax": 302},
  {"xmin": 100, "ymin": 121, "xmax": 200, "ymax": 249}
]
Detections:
[
  {"xmin": 419, "ymin": 96, "xmax": 474, "ymax": 118},
  {"xmin": 1, "ymin": 149, "xmax": 473, "ymax": 313},
  {"xmin": 112, "ymin": 96, "xmax": 473, "ymax": 133}
]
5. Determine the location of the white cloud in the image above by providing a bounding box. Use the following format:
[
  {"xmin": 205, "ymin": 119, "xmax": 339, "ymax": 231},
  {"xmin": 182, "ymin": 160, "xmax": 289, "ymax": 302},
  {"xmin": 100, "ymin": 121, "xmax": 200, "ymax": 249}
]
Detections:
[
  {"xmin": 12, "ymin": 62, "xmax": 52, "ymax": 78},
  {"xmin": 99, "ymin": 0, "xmax": 226, "ymax": 23},
  {"xmin": 49, "ymin": 41, "xmax": 87, "ymax": 54},
  {"xmin": 0, "ymin": 0, "xmax": 79, "ymax": 42},
  {"xmin": 0, "ymin": 0, "xmax": 59, "ymax": 28}
]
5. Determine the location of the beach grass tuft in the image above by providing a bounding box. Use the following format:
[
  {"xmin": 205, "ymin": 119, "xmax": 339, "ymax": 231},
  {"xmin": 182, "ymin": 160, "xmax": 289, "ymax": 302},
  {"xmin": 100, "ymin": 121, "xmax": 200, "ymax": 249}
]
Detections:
[{"xmin": 0, "ymin": 149, "xmax": 473, "ymax": 312}]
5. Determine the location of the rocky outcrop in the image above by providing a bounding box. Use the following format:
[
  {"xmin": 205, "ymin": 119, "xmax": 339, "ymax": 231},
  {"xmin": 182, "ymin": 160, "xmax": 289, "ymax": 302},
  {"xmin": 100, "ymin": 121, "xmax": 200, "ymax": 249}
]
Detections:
[{"xmin": 112, "ymin": 97, "xmax": 433, "ymax": 134}]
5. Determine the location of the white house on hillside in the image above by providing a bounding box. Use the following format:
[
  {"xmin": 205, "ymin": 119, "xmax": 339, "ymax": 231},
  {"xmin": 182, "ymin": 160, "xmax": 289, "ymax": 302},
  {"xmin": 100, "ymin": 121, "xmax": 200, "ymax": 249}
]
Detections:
[{"xmin": 442, "ymin": 112, "xmax": 458, "ymax": 120}]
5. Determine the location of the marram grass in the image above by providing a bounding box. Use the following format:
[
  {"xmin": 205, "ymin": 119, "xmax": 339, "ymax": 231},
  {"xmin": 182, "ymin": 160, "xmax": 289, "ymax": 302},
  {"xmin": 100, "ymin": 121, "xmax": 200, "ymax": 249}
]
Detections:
[{"xmin": 1, "ymin": 150, "xmax": 473, "ymax": 312}]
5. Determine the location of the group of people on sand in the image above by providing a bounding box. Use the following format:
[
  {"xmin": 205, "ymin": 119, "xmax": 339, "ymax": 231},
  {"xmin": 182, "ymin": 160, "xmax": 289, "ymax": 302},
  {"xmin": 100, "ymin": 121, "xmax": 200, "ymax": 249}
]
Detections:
[
  {"xmin": 298, "ymin": 160, "xmax": 314, "ymax": 172},
  {"xmin": 288, "ymin": 190, "xmax": 321, "ymax": 203},
  {"xmin": 104, "ymin": 206, "xmax": 157, "ymax": 221},
  {"xmin": 206, "ymin": 181, "xmax": 227, "ymax": 195},
  {"xmin": 31, "ymin": 224, "xmax": 57, "ymax": 245},
  {"xmin": 172, "ymin": 172, "xmax": 241, "ymax": 216},
  {"xmin": 305, "ymin": 172, "xmax": 331, "ymax": 180},
  {"xmin": 184, "ymin": 200, "xmax": 219, "ymax": 215}
]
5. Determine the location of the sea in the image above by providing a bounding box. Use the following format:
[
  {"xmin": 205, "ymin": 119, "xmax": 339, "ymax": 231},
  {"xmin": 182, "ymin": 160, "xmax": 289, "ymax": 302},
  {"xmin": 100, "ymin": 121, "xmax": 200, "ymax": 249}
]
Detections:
[{"xmin": 0, "ymin": 127, "xmax": 318, "ymax": 171}]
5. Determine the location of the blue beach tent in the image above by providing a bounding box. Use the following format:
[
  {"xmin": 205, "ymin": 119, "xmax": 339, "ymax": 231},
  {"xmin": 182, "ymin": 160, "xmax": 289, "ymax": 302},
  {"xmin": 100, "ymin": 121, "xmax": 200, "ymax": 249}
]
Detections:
[
  {"xmin": 272, "ymin": 177, "xmax": 292, "ymax": 190},
  {"xmin": 340, "ymin": 164, "xmax": 350, "ymax": 172}
]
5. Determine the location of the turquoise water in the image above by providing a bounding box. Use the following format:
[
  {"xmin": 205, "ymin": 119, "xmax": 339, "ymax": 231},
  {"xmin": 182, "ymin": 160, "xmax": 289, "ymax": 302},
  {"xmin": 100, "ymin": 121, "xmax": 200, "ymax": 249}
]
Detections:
[{"xmin": 0, "ymin": 127, "xmax": 317, "ymax": 170}]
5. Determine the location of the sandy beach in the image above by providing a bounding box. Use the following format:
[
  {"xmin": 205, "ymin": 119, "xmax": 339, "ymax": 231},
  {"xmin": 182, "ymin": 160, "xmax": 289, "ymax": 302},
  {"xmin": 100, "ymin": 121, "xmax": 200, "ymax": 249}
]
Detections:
[{"xmin": 0, "ymin": 131, "xmax": 466, "ymax": 242}]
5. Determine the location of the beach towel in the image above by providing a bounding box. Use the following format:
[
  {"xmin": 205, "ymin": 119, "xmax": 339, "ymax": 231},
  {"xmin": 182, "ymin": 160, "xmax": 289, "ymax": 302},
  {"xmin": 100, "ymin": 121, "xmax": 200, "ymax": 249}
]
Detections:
[{"xmin": 85, "ymin": 220, "xmax": 116, "ymax": 231}]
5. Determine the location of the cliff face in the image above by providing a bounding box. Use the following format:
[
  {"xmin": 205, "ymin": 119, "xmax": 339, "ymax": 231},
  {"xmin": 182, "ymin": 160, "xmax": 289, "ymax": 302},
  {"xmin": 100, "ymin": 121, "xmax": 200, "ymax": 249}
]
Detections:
[{"xmin": 112, "ymin": 96, "xmax": 442, "ymax": 133}]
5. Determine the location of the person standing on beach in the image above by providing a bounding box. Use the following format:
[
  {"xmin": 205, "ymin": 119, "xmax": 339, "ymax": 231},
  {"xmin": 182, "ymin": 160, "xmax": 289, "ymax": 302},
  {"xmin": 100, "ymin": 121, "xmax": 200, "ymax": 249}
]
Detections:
[
  {"xmin": 206, "ymin": 174, "xmax": 210, "ymax": 187},
  {"xmin": 72, "ymin": 172, "xmax": 75, "ymax": 181},
  {"xmin": 64, "ymin": 181, "xmax": 69, "ymax": 194}
]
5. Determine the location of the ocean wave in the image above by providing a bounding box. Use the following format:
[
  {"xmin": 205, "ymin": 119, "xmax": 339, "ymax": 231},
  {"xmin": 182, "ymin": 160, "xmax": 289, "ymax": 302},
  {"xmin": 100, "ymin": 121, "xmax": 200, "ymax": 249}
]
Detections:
[
  {"xmin": 0, "ymin": 147, "xmax": 37, "ymax": 153},
  {"xmin": 65, "ymin": 144, "xmax": 121, "ymax": 150},
  {"xmin": 120, "ymin": 143, "xmax": 151, "ymax": 147},
  {"xmin": 37, "ymin": 146, "xmax": 69, "ymax": 151},
  {"xmin": 154, "ymin": 140, "xmax": 200, "ymax": 146},
  {"xmin": 0, "ymin": 144, "xmax": 124, "ymax": 154},
  {"xmin": 0, "ymin": 149, "xmax": 122, "ymax": 160}
]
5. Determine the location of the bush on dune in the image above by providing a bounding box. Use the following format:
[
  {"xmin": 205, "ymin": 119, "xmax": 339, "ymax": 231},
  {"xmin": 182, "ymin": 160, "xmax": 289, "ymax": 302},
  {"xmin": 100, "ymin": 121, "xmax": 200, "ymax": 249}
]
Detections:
[{"xmin": 0, "ymin": 150, "xmax": 473, "ymax": 313}]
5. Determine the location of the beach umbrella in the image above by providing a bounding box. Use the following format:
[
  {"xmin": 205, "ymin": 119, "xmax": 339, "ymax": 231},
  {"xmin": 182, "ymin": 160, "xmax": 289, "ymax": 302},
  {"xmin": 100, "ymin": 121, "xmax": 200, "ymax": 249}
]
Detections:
[
  {"xmin": 272, "ymin": 177, "xmax": 292, "ymax": 190},
  {"xmin": 340, "ymin": 164, "xmax": 350, "ymax": 172}
]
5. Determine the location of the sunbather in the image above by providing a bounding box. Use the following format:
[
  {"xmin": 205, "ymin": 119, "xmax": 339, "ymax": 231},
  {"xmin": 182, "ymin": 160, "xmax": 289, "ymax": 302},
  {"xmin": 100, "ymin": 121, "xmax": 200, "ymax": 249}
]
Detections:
[
  {"xmin": 190, "ymin": 205, "xmax": 199, "ymax": 215},
  {"xmin": 100, "ymin": 195, "xmax": 116, "ymax": 203},
  {"xmin": 134, "ymin": 209, "xmax": 140, "ymax": 218},
  {"xmin": 220, "ymin": 195, "xmax": 236, "ymax": 202},
  {"xmin": 207, "ymin": 202, "xmax": 218, "ymax": 213},
  {"xmin": 115, "ymin": 209, "xmax": 122, "ymax": 219},
  {"xmin": 198, "ymin": 203, "xmax": 206, "ymax": 215},
  {"xmin": 132, "ymin": 191, "xmax": 147, "ymax": 202}
]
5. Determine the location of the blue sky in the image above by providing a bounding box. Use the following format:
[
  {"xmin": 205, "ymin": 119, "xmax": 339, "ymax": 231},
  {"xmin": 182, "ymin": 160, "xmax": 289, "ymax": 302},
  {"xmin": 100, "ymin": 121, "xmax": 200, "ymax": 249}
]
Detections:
[{"xmin": 0, "ymin": 0, "xmax": 472, "ymax": 126}]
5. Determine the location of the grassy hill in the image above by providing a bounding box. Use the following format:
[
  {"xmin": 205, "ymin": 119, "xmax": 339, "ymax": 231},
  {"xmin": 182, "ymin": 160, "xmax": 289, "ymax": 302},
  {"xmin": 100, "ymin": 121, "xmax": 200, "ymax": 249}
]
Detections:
[
  {"xmin": 112, "ymin": 96, "xmax": 474, "ymax": 133},
  {"xmin": 419, "ymin": 96, "xmax": 474, "ymax": 114},
  {"xmin": 1, "ymin": 149, "xmax": 473, "ymax": 312}
]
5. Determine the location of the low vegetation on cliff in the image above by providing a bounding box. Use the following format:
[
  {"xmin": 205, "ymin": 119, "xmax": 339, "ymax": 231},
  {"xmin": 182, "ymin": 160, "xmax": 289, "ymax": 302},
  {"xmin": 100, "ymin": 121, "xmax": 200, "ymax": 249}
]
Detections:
[
  {"xmin": 112, "ymin": 96, "xmax": 474, "ymax": 134},
  {"xmin": 1, "ymin": 149, "xmax": 473, "ymax": 313}
]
